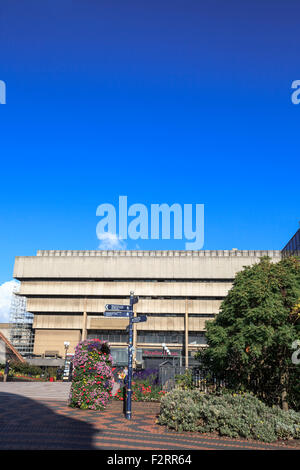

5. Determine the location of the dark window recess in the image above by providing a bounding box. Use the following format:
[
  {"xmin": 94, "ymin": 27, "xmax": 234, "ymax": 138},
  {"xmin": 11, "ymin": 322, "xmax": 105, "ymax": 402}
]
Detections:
[
  {"xmin": 145, "ymin": 313, "xmax": 215, "ymax": 318},
  {"xmin": 137, "ymin": 331, "xmax": 183, "ymax": 344},
  {"xmin": 19, "ymin": 277, "xmax": 234, "ymax": 282},
  {"xmin": 88, "ymin": 330, "xmax": 207, "ymax": 345},
  {"xmin": 87, "ymin": 330, "xmax": 128, "ymax": 343}
]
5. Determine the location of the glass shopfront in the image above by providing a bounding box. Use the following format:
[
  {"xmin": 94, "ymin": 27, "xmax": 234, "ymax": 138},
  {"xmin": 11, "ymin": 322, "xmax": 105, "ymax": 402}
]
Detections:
[{"xmin": 282, "ymin": 228, "xmax": 300, "ymax": 257}]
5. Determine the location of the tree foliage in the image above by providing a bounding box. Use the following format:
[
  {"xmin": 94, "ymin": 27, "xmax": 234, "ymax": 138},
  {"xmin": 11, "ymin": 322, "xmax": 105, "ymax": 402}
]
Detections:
[{"xmin": 196, "ymin": 257, "xmax": 300, "ymax": 410}]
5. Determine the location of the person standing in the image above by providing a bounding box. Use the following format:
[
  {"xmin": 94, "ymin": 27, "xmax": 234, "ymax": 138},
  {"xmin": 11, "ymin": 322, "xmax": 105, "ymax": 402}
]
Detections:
[
  {"xmin": 117, "ymin": 367, "xmax": 125, "ymax": 384},
  {"xmin": 3, "ymin": 359, "xmax": 10, "ymax": 382},
  {"xmin": 68, "ymin": 361, "xmax": 73, "ymax": 382},
  {"xmin": 123, "ymin": 366, "xmax": 128, "ymax": 385}
]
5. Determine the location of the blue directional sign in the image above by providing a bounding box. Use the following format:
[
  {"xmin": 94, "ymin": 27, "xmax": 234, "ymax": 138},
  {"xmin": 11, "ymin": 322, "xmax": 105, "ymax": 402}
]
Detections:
[
  {"xmin": 132, "ymin": 315, "xmax": 147, "ymax": 323},
  {"xmin": 105, "ymin": 304, "xmax": 131, "ymax": 311},
  {"xmin": 104, "ymin": 311, "xmax": 131, "ymax": 317}
]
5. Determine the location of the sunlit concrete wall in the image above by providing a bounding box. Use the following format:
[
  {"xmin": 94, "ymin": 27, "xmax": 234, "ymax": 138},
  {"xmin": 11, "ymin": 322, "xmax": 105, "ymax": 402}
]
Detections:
[
  {"xmin": 13, "ymin": 250, "xmax": 282, "ymax": 356},
  {"xmin": 14, "ymin": 249, "xmax": 281, "ymax": 279}
]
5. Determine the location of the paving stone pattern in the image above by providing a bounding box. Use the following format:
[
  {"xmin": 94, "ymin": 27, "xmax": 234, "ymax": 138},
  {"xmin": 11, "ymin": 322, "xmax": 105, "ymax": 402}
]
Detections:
[{"xmin": 0, "ymin": 383, "xmax": 298, "ymax": 450}]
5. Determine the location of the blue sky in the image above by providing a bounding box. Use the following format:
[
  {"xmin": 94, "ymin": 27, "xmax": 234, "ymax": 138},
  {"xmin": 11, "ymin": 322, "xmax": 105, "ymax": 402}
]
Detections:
[{"xmin": 0, "ymin": 0, "xmax": 299, "ymax": 289}]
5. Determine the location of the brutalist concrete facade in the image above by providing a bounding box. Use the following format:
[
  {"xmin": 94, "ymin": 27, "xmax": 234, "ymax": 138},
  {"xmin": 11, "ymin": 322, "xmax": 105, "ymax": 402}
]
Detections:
[{"xmin": 13, "ymin": 249, "xmax": 281, "ymax": 367}]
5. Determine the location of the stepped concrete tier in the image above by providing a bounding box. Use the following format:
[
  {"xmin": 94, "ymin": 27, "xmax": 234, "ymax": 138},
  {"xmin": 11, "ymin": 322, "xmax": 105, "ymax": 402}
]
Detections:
[{"xmin": 13, "ymin": 249, "xmax": 281, "ymax": 367}]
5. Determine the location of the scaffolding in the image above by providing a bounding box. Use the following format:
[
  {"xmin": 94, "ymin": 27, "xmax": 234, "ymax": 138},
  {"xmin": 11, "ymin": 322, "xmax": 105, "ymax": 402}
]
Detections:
[{"xmin": 9, "ymin": 283, "xmax": 34, "ymax": 358}]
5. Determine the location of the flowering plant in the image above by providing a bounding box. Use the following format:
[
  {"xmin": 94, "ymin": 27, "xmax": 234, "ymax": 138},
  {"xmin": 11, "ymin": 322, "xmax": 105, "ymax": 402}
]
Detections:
[
  {"xmin": 114, "ymin": 380, "xmax": 167, "ymax": 402},
  {"xmin": 68, "ymin": 339, "xmax": 114, "ymax": 410},
  {"xmin": 132, "ymin": 368, "xmax": 159, "ymax": 385}
]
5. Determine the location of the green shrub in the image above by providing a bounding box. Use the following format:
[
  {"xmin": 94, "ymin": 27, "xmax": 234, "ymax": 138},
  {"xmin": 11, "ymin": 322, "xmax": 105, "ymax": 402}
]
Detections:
[
  {"xmin": 175, "ymin": 370, "xmax": 194, "ymax": 390},
  {"xmin": 159, "ymin": 389, "xmax": 201, "ymax": 432},
  {"xmin": 47, "ymin": 367, "xmax": 55, "ymax": 376},
  {"xmin": 9, "ymin": 361, "xmax": 43, "ymax": 377},
  {"xmin": 158, "ymin": 390, "xmax": 300, "ymax": 442}
]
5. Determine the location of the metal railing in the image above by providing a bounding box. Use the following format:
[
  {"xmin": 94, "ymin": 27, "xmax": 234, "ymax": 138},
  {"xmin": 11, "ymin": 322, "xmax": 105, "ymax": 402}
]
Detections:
[{"xmin": 159, "ymin": 364, "xmax": 226, "ymax": 392}]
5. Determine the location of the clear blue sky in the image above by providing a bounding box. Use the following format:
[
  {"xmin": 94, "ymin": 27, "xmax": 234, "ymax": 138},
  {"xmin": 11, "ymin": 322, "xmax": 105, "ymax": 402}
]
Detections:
[{"xmin": 0, "ymin": 0, "xmax": 299, "ymax": 284}]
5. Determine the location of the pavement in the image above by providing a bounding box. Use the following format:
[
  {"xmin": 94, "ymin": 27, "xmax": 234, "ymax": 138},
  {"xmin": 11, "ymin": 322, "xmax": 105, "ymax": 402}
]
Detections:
[
  {"xmin": 0, "ymin": 381, "xmax": 72, "ymax": 400},
  {"xmin": 0, "ymin": 382, "xmax": 298, "ymax": 450}
]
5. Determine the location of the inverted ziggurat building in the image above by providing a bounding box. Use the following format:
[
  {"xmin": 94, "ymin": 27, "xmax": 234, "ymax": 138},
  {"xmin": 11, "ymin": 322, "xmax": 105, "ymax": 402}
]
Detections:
[{"xmin": 13, "ymin": 248, "xmax": 283, "ymax": 368}]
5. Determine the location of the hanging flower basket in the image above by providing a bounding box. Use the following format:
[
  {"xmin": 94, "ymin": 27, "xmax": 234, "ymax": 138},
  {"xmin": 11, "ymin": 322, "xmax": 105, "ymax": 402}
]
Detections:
[{"xmin": 68, "ymin": 339, "xmax": 114, "ymax": 411}]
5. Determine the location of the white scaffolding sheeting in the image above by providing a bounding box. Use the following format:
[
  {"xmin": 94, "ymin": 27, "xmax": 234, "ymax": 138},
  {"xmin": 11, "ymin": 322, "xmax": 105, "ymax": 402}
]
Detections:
[{"xmin": 9, "ymin": 283, "xmax": 34, "ymax": 357}]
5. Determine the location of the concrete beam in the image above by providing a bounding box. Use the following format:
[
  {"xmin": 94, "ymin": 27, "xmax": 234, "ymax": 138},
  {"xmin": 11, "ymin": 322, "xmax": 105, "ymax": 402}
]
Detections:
[{"xmin": 13, "ymin": 250, "xmax": 281, "ymax": 280}]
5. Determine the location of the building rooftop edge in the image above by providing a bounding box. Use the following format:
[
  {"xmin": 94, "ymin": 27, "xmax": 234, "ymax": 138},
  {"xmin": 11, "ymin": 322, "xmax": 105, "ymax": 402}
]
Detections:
[{"xmin": 35, "ymin": 249, "xmax": 282, "ymax": 258}]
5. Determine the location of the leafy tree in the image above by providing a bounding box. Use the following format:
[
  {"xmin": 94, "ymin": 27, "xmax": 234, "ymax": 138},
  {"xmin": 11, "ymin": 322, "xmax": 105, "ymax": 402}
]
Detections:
[{"xmin": 195, "ymin": 257, "xmax": 300, "ymax": 410}]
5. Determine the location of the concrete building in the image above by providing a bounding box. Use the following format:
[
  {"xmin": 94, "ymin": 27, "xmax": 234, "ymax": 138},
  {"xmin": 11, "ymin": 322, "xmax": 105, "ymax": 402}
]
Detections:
[{"xmin": 12, "ymin": 249, "xmax": 281, "ymax": 368}]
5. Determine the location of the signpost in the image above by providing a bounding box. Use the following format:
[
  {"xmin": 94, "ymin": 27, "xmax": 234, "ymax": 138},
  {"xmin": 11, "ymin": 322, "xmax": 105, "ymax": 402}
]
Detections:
[
  {"xmin": 105, "ymin": 304, "xmax": 131, "ymax": 311},
  {"xmin": 104, "ymin": 311, "xmax": 131, "ymax": 317},
  {"xmin": 132, "ymin": 315, "xmax": 147, "ymax": 323},
  {"xmin": 105, "ymin": 292, "xmax": 142, "ymax": 420},
  {"xmin": 126, "ymin": 292, "xmax": 138, "ymax": 420}
]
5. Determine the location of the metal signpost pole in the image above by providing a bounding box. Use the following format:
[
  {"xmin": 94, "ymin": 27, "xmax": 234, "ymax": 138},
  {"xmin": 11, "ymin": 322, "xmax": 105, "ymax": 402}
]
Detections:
[
  {"xmin": 104, "ymin": 294, "xmax": 142, "ymax": 421},
  {"xmin": 126, "ymin": 305, "xmax": 133, "ymax": 420},
  {"xmin": 126, "ymin": 291, "xmax": 138, "ymax": 420}
]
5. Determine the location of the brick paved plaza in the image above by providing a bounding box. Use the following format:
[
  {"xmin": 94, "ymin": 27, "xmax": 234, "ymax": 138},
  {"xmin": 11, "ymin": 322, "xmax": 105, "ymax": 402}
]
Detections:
[{"xmin": 0, "ymin": 383, "xmax": 298, "ymax": 451}]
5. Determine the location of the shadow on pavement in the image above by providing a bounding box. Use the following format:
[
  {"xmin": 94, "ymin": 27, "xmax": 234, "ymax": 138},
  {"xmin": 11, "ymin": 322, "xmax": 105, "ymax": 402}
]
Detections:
[{"xmin": 0, "ymin": 392, "xmax": 97, "ymax": 450}]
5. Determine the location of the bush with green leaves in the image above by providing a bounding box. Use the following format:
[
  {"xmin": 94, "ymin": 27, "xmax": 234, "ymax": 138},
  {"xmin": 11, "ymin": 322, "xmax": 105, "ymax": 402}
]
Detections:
[
  {"xmin": 195, "ymin": 256, "xmax": 300, "ymax": 411},
  {"xmin": 8, "ymin": 361, "xmax": 43, "ymax": 377},
  {"xmin": 158, "ymin": 389, "xmax": 300, "ymax": 442},
  {"xmin": 175, "ymin": 369, "xmax": 194, "ymax": 390}
]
